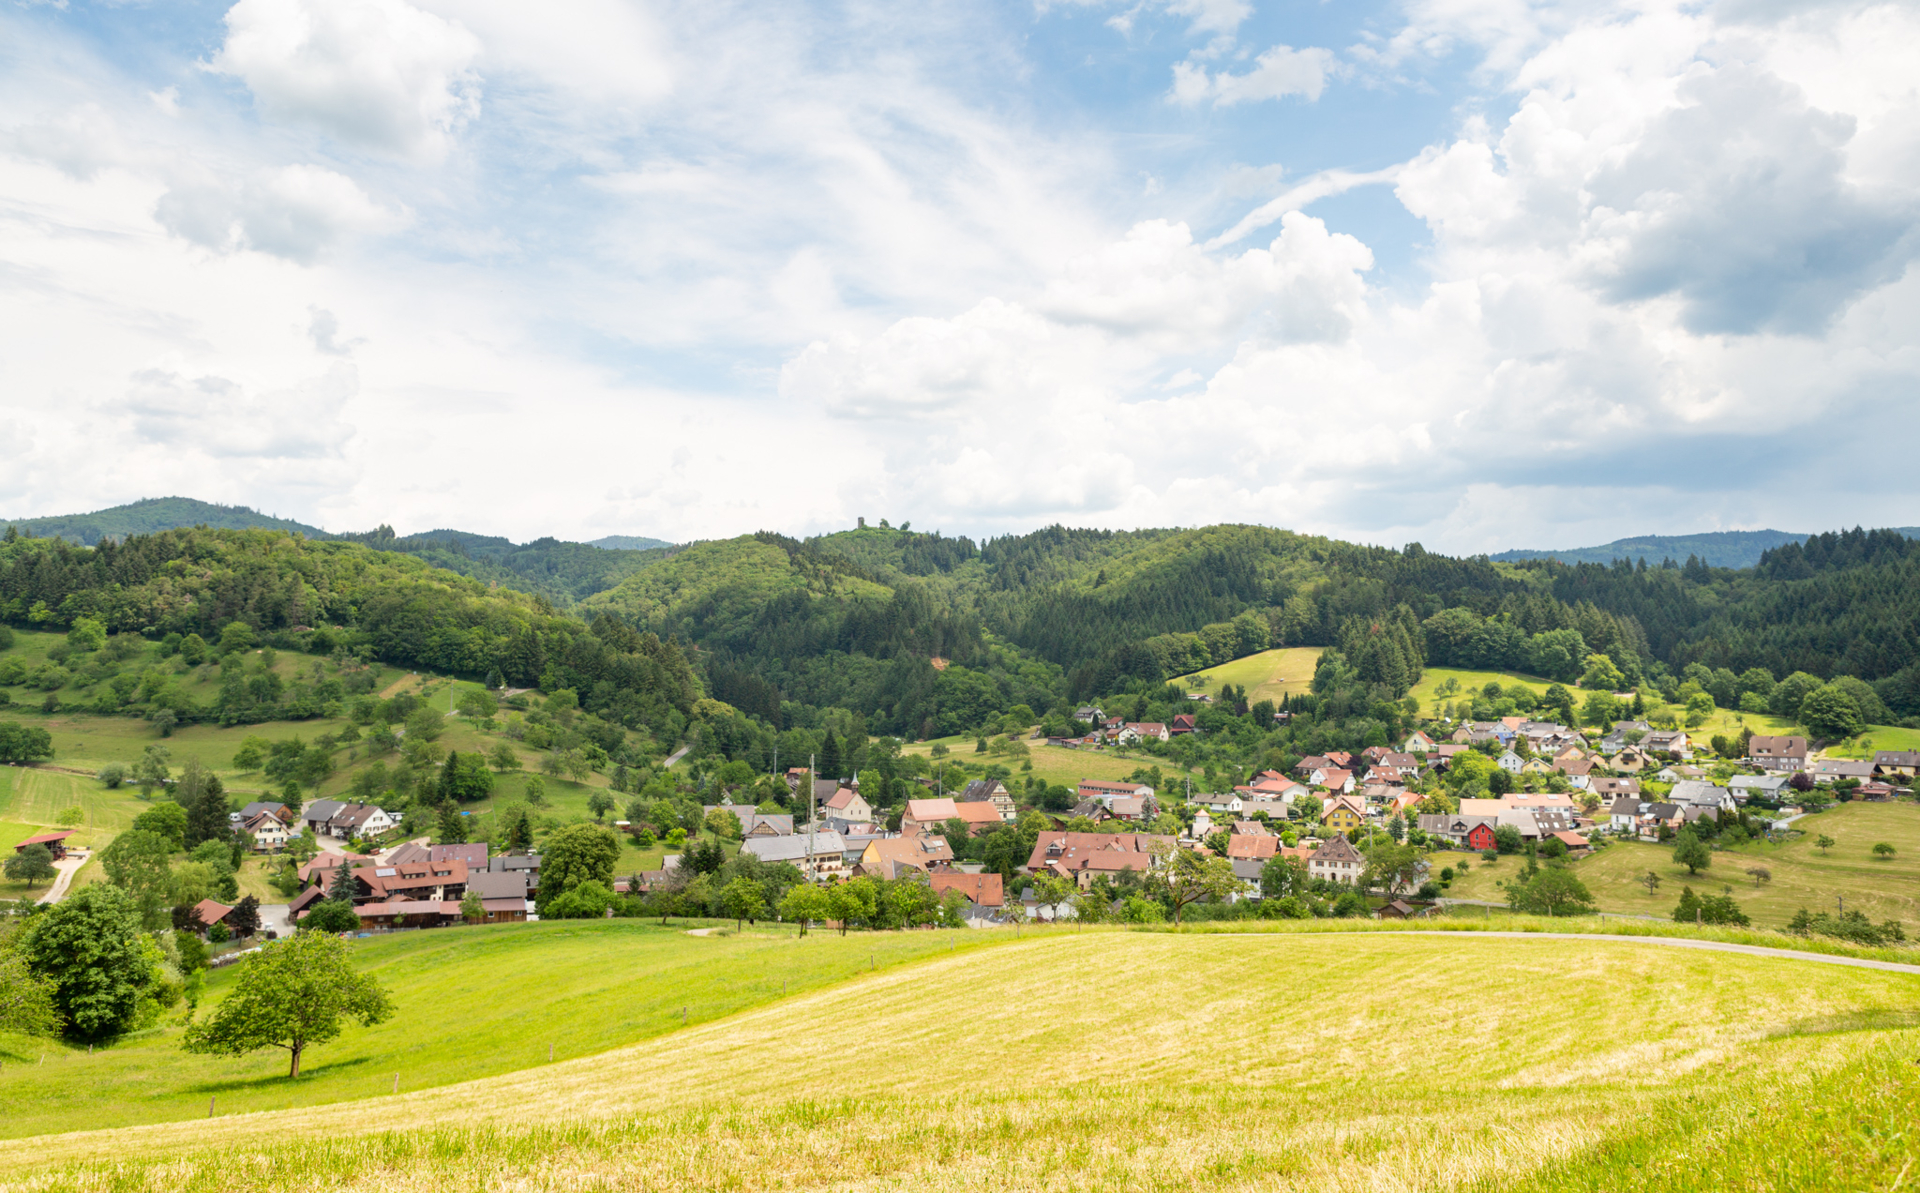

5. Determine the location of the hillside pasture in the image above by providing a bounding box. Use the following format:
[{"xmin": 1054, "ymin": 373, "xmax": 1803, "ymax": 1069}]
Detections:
[
  {"xmin": 5, "ymin": 930, "xmax": 1918, "ymax": 1191},
  {"xmin": 0, "ymin": 920, "xmax": 1000, "ymax": 1141},
  {"xmin": 1439, "ymin": 801, "xmax": 1920, "ymax": 930},
  {"xmin": 1170, "ymin": 645, "xmax": 1325, "ymax": 704}
]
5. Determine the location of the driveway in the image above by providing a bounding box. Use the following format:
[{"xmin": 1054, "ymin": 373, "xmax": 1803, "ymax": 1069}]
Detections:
[{"xmin": 35, "ymin": 851, "xmax": 89, "ymax": 905}]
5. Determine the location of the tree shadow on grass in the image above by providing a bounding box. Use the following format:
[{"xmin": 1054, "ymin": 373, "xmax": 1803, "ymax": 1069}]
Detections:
[
  {"xmin": 1766, "ymin": 1008, "xmax": 1920, "ymax": 1040},
  {"xmin": 182, "ymin": 1053, "xmax": 379, "ymax": 1095}
]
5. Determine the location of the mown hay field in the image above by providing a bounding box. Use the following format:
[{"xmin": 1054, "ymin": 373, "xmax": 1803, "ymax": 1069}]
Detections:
[
  {"xmin": 3, "ymin": 929, "xmax": 1917, "ymax": 1192},
  {"xmin": 1171, "ymin": 646, "xmax": 1326, "ymax": 704}
]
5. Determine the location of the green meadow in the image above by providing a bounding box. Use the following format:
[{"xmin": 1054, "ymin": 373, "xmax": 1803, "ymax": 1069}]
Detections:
[
  {"xmin": 3, "ymin": 926, "xmax": 1916, "ymax": 1192},
  {"xmin": 1170, "ymin": 645, "xmax": 1326, "ymax": 704}
]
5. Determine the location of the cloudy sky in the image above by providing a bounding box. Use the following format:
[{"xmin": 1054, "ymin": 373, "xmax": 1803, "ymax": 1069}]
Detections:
[{"xmin": 2, "ymin": 0, "xmax": 1917, "ymax": 553}]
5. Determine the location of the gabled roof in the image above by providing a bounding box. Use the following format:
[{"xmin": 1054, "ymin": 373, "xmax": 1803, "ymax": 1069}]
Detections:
[
  {"xmin": 953, "ymin": 801, "xmax": 1003, "ymax": 828},
  {"xmin": 929, "ymin": 872, "xmax": 1004, "ymax": 907},
  {"xmin": 742, "ymin": 832, "xmax": 848, "ymax": 865},
  {"xmin": 824, "ymin": 785, "xmax": 864, "ymax": 810},
  {"xmin": 905, "ymin": 797, "xmax": 960, "ymax": 824},
  {"xmin": 192, "ymin": 898, "xmax": 232, "ymax": 926},
  {"xmin": 1310, "ymin": 834, "xmax": 1362, "ymax": 864}
]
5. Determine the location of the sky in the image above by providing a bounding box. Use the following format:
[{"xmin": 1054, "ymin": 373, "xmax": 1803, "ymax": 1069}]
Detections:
[{"xmin": 1, "ymin": 0, "xmax": 1917, "ymax": 554}]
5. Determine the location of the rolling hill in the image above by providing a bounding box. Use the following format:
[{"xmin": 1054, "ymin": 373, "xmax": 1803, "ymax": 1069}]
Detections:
[{"xmin": 0, "ymin": 498, "xmax": 326, "ymax": 545}]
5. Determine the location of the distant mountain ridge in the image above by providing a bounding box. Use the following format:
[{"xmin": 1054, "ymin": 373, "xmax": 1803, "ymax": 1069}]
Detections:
[
  {"xmin": 588, "ymin": 534, "xmax": 672, "ymax": 551},
  {"xmin": 1491, "ymin": 528, "xmax": 1920, "ymax": 569},
  {"xmin": 1, "ymin": 497, "xmax": 327, "ymax": 544}
]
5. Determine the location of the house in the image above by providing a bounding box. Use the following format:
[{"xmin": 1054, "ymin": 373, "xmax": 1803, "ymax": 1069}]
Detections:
[
  {"xmin": 1118, "ymin": 722, "xmax": 1170, "ymax": 743},
  {"xmin": 1307, "ymin": 833, "xmax": 1366, "ymax": 886},
  {"xmin": 302, "ymin": 800, "xmax": 347, "ymax": 837},
  {"xmin": 1108, "ymin": 794, "xmax": 1157, "ymax": 822},
  {"xmin": 1226, "ymin": 834, "xmax": 1279, "ymax": 861},
  {"xmin": 1857, "ymin": 781, "xmax": 1898, "ymax": 801},
  {"xmin": 784, "ymin": 767, "xmax": 812, "ymax": 793},
  {"xmin": 1403, "ymin": 730, "xmax": 1436, "ymax": 754},
  {"xmin": 745, "ymin": 831, "xmax": 851, "ymax": 880},
  {"xmin": 190, "ymin": 899, "xmax": 233, "ymax": 937},
  {"xmin": 858, "ymin": 833, "xmax": 954, "ymax": 879},
  {"xmin": 1643, "ymin": 730, "xmax": 1691, "ymax": 758},
  {"xmin": 1558, "ymin": 759, "xmax": 1595, "ymax": 789},
  {"xmin": 1417, "ymin": 814, "xmax": 1498, "ymax": 851},
  {"xmin": 1313, "ymin": 768, "xmax": 1356, "ymax": 795},
  {"xmin": 1549, "ymin": 830, "xmax": 1591, "ymax": 856},
  {"xmin": 1188, "ymin": 792, "xmax": 1245, "ymax": 816},
  {"xmin": 1552, "ymin": 745, "xmax": 1589, "ymax": 766},
  {"xmin": 1871, "ymin": 750, "xmax": 1920, "ymax": 778},
  {"xmin": 1608, "ymin": 798, "xmax": 1646, "ymax": 834},
  {"xmin": 1068, "ymin": 799, "xmax": 1115, "ymax": 824},
  {"xmin": 1497, "ymin": 750, "xmax": 1524, "ymax": 774},
  {"xmin": 1600, "ymin": 721, "xmax": 1653, "ymax": 752},
  {"xmin": 240, "ymin": 811, "xmax": 290, "ymax": 851},
  {"xmin": 1746, "ymin": 735, "xmax": 1809, "ymax": 772},
  {"xmin": 930, "ymin": 871, "xmax": 1004, "ymax": 909},
  {"xmin": 1024, "ymin": 832, "xmax": 1169, "ymax": 881},
  {"xmin": 1073, "ymin": 706, "xmax": 1107, "ymax": 726},
  {"xmin": 1294, "ymin": 755, "xmax": 1332, "ymax": 777},
  {"xmin": 1502, "ymin": 809, "xmax": 1576, "ymax": 839},
  {"xmin": 1728, "ymin": 774, "xmax": 1790, "ymax": 801},
  {"xmin": 353, "ymin": 899, "xmax": 463, "ymax": 929},
  {"xmin": 1669, "ymin": 781, "xmax": 1734, "ymax": 812},
  {"xmin": 1170, "ymin": 714, "xmax": 1198, "ymax": 736},
  {"xmin": 902, "ymin": 797, "xmax": 961, "ymax": 836},
  {"xmin": 1641, "ymin": 802, "xmax": 1685, "ymax": 836},
  {"xmin": 298, "ymin": 852, "xmax": 374, "ymax": 888},
  {"xmin": 1189, "ymin": 811, "xmax": 1215, "ymax": 841},
  {"xmin": 1232, "ymin": 819, "xmax": 1269, "ymax": 836},
  {"xmin": 1321, "ymin": 795, "xmax": 1366, "ymax": 832},
  {"xmin": 953, "ymin": 801, "xmax": 1005, "ymax": 835},
  {"xmin": 958, "ymin": 779, "xmax": 1017, "ymax": 820},
  {"xmin": 1365, "ymin": 765, "xmax": 1409, "ymax": 787},
  {"xmin": 13, "ymin": 830, "xmax": 76, "ymax": 861},
  {"xmin": 236, "ymin": 800, "xmax": 293, "ymax": 823},
  {"xmin": 488, "ymin": 853, "xmax": 541, "ymax": 896},
  {"xmin": 1608, "ymin": 747, "xmax": 1651, "ymax": 773},
  {"xmin": 1245, "ymin": 774, "xmax": 1305, "ymax": 802},
  {"xmin": 323, "ymin": 803, "xmax": 396, "ymax": 840},
  {"xmin": 1377, "ymin": 899, "xmax": 1423, "ymax": 920},
  {"xmin": 1520, "ymin": 758, "xmax": 1554, "ymax": 776},
  {"xmin": 464, "ymin": 870, "xmax": 532, "ymax": 923},
  {"xmin": 821, "ymin": 786, "xmax": 873, "ymax": 824},
  {"xmin": 1589, "ymin": 777, "xmax": 1641, "ymax": 799},
  {"xmin": 1078, "ymin": 780, "xmax": 1156, "ymax": 806},
  {"xmin": 347, "ymin": 858, "xmax": 470, "ymax": 904},
  {"xmin": 1460, "ymin": 793, "xmax": 1577, "ymax": 819},
  {"xmin": 1811, "ymin": 759, "xmax": 1874, "ymax": 784},
  {"xmin": 287, "ymin": 885, "xmax": 328, "ymax": 921}
]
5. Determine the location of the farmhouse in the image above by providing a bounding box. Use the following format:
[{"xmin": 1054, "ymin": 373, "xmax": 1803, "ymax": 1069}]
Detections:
[
  {"xmin": 746, "ymin": 831, "xmax": 850, "ymax": 880},
  {"xmin": 1306, "ymin": 833, "xmax": 1365, "ymax": 885},
  {"xmin": 1417, "ymin": 814, "xmax": 1498, "ymax": 851},
  {"xmin": 1746, "ymin": 735, "xmax": 1808, "ymax": 772},
  {"xmin": 929, "ymin": 871, "xmax": 1004, "ymax": 909},
  {"xmin": 1871, "ymin": 750, "xmax": 1920, "ymax": 778},
  {"xmin": 902, "ymin": 798, "xmax": 961, "ymax": 837},
  {"xmin": 1321, "ymin": 795, "xmax": 1366, "ymax": 832},
  {"xmin": 857, "ymin": 833, "xmax": 952, "ymax": 879},
  {"xmin": 958, "ymin": 779, "xmax": 1017, "ymax": 820},
  {"xmin": 1025, "ymin": 831, "xmax": 1168, "ymax": 881},
  {"xmin": 464, "ymin": 870, "xmax": 532, "ymax": 923},
  {"xmin": 1078, "ymin": 780, "xmax": 1155, "ymax": 806}
]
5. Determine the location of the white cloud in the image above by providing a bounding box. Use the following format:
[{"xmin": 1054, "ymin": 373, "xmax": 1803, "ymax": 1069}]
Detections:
[
  {"xmin": 122, "ymin": 362, "xmax": 358, "ymax": 460},
  {"xmin": 210, "ymin": 0, "xmax": 482, "ymax": 161},
  {"xmin": 1171, "ymin": 44, "xmax": 1339, "ymax": 106},
  {"xmin": 155, "ymin": 164, "xmax": 402, "ymax": 263}
]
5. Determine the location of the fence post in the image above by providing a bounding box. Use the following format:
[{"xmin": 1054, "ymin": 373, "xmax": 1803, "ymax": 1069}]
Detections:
[{"xmin": 208, "ymin": 1096, "xmax": 215, "ymax": 1118}]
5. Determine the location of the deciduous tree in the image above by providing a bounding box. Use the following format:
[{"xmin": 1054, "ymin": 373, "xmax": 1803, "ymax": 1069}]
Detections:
[
  {"xmin": 182, "ymin": 932, "xmax": 392, "ymax": 1078},
  {"xmin": 19, "ymin": 885, "xmax": 149, "ymax": 1040}
]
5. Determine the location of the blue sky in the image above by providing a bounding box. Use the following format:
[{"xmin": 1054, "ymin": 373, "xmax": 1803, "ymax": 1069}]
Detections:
[{"xmin": 1, "ymin": 0, "xmax": 1917, "ymax": 553}]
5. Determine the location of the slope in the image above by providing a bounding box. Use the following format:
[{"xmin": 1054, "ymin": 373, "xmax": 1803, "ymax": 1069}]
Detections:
[
  {"xmin": 1492, "ymin": 527, "xmax": 1920, "ymax": 568},
  {"xmin": 7, "ymin": 929, "xmax": 1918, "ymax": 1191},
  {"xmin": 0, "ymin": 498, "xmax": 326, "ymax": 546}
]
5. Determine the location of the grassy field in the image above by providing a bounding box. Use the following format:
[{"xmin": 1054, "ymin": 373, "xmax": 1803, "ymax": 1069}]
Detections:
[
  {"xmin": 4, "ymin": 928, "xmax": 1917, "ymax": 1191},
  {"xmin": 0, "ymin": 920, "xmax": 1007, "ymax": 1140},
  {"xmin": 1441, "ymin": 800, "xmax": 1920, "ymax": 929},
  {"xmin": 1170, "ymin": 645, "xmax": 1325, "ymax": 703},
  {"xmin": 898, "ymin": 734, "xmax": 1173, "ymax": 791}
]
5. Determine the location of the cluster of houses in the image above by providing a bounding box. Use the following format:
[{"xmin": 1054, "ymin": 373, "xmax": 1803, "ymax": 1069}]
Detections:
[{"xmin": 273, "ymin": 839, "xmax": 539, "ymax": 930}]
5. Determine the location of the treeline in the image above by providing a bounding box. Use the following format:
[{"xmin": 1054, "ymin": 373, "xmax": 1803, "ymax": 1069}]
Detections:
[{"xmin": 331, "ymin": 524, "xmax": 670, "ymax": 606}]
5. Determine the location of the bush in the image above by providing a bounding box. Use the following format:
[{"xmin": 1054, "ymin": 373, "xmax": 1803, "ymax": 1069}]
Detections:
[
  {"xmin": 207, "ymin": 922, "xmax": 230, "ymax": 943},
  {"xmin": 1330, "ymin": 891, "xmax": 1369, "ymax": 918}
]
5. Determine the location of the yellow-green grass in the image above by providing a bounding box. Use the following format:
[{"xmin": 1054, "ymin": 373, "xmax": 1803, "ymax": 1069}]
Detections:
[
  {"xmin": 1170, "ymin": 645, "xmax": 1325, "ymax": 703},
  {"xmin": 1827, "ymin": 723, "xmax": 1920, "ymax": 759},
  {"xmin": 0, "ymin": 767, "xmax": 131, "ymax": 839},
  {"xmin": 1412, "ymin": 666, "xmax": 1561, "ymax": 707},
  {"xmin": 1440, "ymin": 801, "xmax": 1920, "ymax": 929},
  {"xmin": 7, "ymin": 930, "xmax": 1919, "ymax": 1191},
  {"xmin": 1, "ymin": 819, "xmax": 61, "ymax": 897},
  {"xmin": 900, "ymin": 736, "xmax": 1169, "ymax": 789},
  {"xmin": 0, "ymin": 919, "xmax": 1006, "ymax": 1141}
]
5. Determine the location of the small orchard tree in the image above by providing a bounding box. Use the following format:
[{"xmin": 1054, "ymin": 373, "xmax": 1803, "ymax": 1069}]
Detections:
[
  {"xmin": 1815, "ymin": 834, "xmax": 1835, "ymax": 854},
  {"xmin": 1672, "ymin": 829, "xmax": 1711, "ymax": 876},
  {"xmin": 1158, "ymin": 847, "xmax": 1243, "ymax": 925},
  {"xmin": 1030, "ymin": 874, "xmax": 1075, "ymax": 921},
  {"xmin": 1746, "ymin": 866, "xmax": 1772, "ymax": 889},
  {"xmin": 4, "ymin": 843, "xmax": 57, "ymax": 889},
  {"xmin": 183, "ymin": 932, "xmax": 392, "ymax": 1077},
  {"xmin": 461, "ymin": 888, "xmax": 485, "ymax": 924},
  {"xmin": 1872, "ymin": 842, "xmax": 1896, "ymax": 860},
  {"xmin": 778, "ymin": 884, "xmax": 831, "ymax": 936},
  {"xmin": 720, "ymin": 877, "xmax": 766, "ymax": 930}
]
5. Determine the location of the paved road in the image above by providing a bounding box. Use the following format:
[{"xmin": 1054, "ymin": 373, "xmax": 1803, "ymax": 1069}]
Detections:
[
  {"xmin": 664, "ymin": 744, "xmax": 692, "ymax": 767},
  {"xmin": 1376, "ymin": 930, "xmax": 1920, "ymax": 976}
]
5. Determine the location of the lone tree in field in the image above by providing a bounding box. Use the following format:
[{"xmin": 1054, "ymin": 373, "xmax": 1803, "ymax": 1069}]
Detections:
[
  {"xmin": 719, "ymin": 877, "xmax": 766, "ymax": 930},
  {"xmin": 4, "ymin": 843, "xmax": 57, "ymax": 889},
  {"xmin": 1641, "ymin": 870, "xmax": 1662, "ymax": 897},
  {"xmin": 777, "ymin": 884, "xmax": 831, "ymax": 936},
  {"xmin": 1672, "ymin": 828, "xmax": 1711, "ymax": 876},
  {"xmin": 183, "ymin": 932, "xmax": 392, "ymax": 1078},
  {"xmin": 1872, "ymin": 842, "xmax": 1896, "ymax": 860},
  {"xmin": 1745, "ymin": 867, "xmax": 1772, "ymax": 889},
  {"xmin": 1815, "ymin": 834, "xmax": 1835, "ymax": 854},
  {"xmin": 1159, "ymin": 847, "xmax": 1243, "ymax": 925}
]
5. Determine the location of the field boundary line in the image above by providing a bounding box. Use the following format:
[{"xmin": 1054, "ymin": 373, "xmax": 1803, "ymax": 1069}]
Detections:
[{"xmin": 1361, "ymin": 930, "xmax": 1920, "ymax": 975}]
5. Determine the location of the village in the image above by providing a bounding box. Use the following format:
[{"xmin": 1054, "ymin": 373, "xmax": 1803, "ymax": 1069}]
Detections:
[{"xmin": 78, "ymin": 706, "xmax": 1910, "ymax": 940}]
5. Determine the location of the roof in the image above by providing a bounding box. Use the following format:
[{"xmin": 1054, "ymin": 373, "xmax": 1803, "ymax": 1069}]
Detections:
[
  {"xmin": 465, "ymin": 870, "xmax": 529, "ymax": 899},
  {"xmin": 1551, "ymin": 830, "xmax": 1590, "ymax": 848},
  {"xmin": 1025, "ymin": 831, "xmax": 1170, "ymax": 873},
  {"xmin": 824, "ymin": 786, "xmax": 864, "ymax": 810},
  {"xmin": 1872, "ymin": 750, "xmax": 1920, "ymax": 766},
  {"xmin": 1310, "ymin": 835, "xmax": 1362, "ymax": 864},
  {"xmin": 431, "ymin": 843, "xmax": 490, "ymax": 867},
  {"xmin": 959, "ymin": 779, "xmax": 1008, "ymax": 801},
  {"xmin": 303, "ymin": 800, "xmax": 347, "ymax": 821},
  {"xmin": 14, "ymin": 830, "xmax": 76, "ymax": 849},
  {"xmin": 742, "ymin": 832, "xmax": 849, "ymax": 865},
  {"xmin": 860, "ymin": 834, "xmax": 953, "ymax": 872},
  {"xmin": 1226, "ymin": 834, "xmax": 1279, "ymax": 860},
  {"xmin": 929, "ymin": 872, "xmax": 1004, "ymax": 907},
  {"xmin": 953, "ymin": 801, "xmax": 1003, "ymax": 828},
  {"xmin": 352, "ymin": 858, "xmax": 469, "ymax": 898},
  {"xmin": 1749, "ymin": 735, "xmax": 1808, "ymax": 755},
  {"xmin": 193, "ymin": 898, "xmax": 233, "ymax": 925},
  {"xmin": 905, "ymin": 798, "xmax": 960, "ymax": 824}
]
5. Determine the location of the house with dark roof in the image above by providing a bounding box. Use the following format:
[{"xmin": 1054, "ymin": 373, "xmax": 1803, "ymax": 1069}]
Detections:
[
  {"xmin": 1871, "ymin": 750, "xmax": 1920, "ymax": 778},
  {"xmin": 1746, "ymin": 735, "xmax": 1807, "ymax": 772},
  {"xmin": 1307, "ymin": 834, "xmax": 1364, "ymax": 885},
  {"xmin": 958, "ymin": 779, "xmax": 1016, "ymax": 820},
  {"xmin": 464, "ymin": 870, "xmax": 532, "ymax": 922}
]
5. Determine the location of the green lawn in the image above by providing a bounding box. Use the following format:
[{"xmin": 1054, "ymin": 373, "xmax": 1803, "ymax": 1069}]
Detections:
[
  {"xmin": 1171, "ymin": 646, "xmax": 1326, "ymax": 704},
  {"xmin": 7, "ymin": 928, "xmax": 1917, "ymax": 1190},
  {"xmin": 1440, "ymin": 800, "xmax": 1920, "ymax": 929},
  {"xmin": 0, "ymin": 919, "xmax": 1009, "ymax": 1140}
]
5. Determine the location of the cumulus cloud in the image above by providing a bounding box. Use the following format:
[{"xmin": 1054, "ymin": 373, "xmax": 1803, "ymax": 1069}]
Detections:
[
  {"xmin": 155, "ymin": 164, "xmax": 403, "ymax": 262},
  {"xmin": 122, "ymin": 362, "xmax": 359, "ymax": 460},
  {"xmin": 210, "ymin": 0, "xmax": 482, "ymax": 161},
  {"xmin": 1170, "ymin": 44, "xmax": 1338, "ymax": 106},
  {"xmin": 7, "ymin": 105, "xmax": 132, "ymax": 179}
]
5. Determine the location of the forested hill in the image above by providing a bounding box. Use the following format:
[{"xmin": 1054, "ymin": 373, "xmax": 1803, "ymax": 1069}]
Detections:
[
  {"xmin": 0, "ymin": 498, "xmax": 326, "ymax": 544},
  {"xmin": 0, "ymin": 498, "xmax": 677, "ymax": 608},
  {"xmin": 1491, "ymin": 527, "xmax": 1920, "ymax": 569},
  {"xmin": 0, "ymin": 527, "xmax": 700, "ymax": 744}
]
